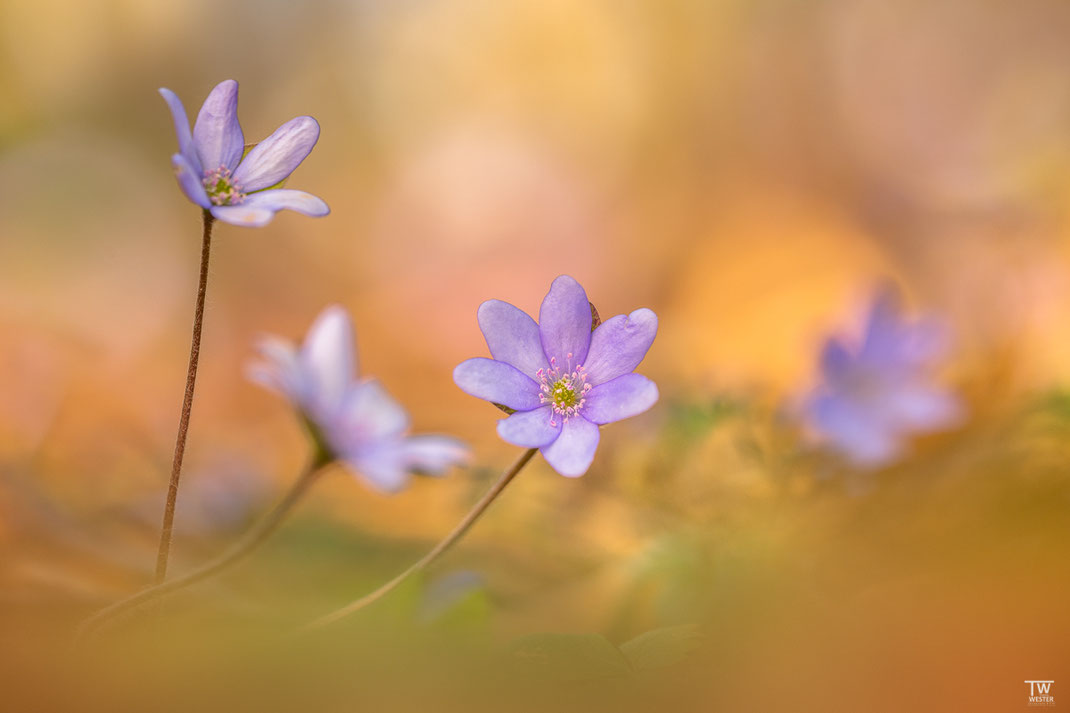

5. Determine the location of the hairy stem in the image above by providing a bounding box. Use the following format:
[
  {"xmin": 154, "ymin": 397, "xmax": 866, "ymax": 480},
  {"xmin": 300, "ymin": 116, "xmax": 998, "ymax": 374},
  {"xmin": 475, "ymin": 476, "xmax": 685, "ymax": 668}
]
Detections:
[
  {"xmin": 155, "ymin": 210, "xmax": 215, "ymax": 583},
  {"xmin": 78, "ymin": 458, "xmax": 328, "ymax": 641},
  {"xmin": 298, "ymin": 448, "xmax": 538, "ymax": 632}
]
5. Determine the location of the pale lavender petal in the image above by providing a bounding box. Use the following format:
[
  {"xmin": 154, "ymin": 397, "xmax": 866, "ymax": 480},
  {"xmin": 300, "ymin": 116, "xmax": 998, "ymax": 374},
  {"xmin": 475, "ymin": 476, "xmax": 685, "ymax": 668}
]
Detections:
[
  {"xmin": 859, "ymin": 286, "xmax": 952, "ymax": 370},
  {"xmin": 862, "ymin": 284, "xmax": 902, "ymax": 351},
  {"xmin": 247, "ymin": 336, "xmax": 304, "ymax": 402},
  {"xmin": 159, "ymin": 88, "xmax": 200, "ymax": 173},
  {"xmin": 539, "ymin": 416, "xmax": 600, "ymax": 477},
  {"xmin": 343, "ymin": 433, "xmax": 466, "ymax": 492},
  {"xmin": 582, "ymin": 374, "xmax": 658, "ymax": 425},
  {"xmin": 171, "ymin": 154, "xmax": 210, "ymax": 208},
  {"xmin": 882, "ymin": 384, "xmax": 962, "ymax": 432},
  {"xmin": 299, "ymin": 305, "xmax": 355, "ymax": 417},
  {"xmin": 233, "ymin": 116, "xmax": 320, "ymax": 192},
  {"xmin": 538, "ymin": 275, "xmax": 592, "ymax": 368},
  {"xmin": 332, "ymin": 380, "xmax": 410, "ymax": 450},
  {"xmin": 242, "ymin": 189, "xmax": 329, "ymax": 217},
  {"xmin": 477, "ymin": 299, "xmax": 548, "ymax": 378},
  {"xmin": 401, "ymin": 435, "xmax": 470, "ymax": 475},
  {"xmin": 582, "ymin": 308, "xmax": 657, "ymax": 385},
  {"xmin": 192, "ymin": 79, "xmax": 244, "ymax": 173},
  {"xmin": 209, "ymin": 204, "xmax": 275, "ymax": 227},
  {"xmin": 811, "ymin": 393, "xmax": 899, "ymax": 467},
  {"xmin": 453, "ymin": 358, "xmax": 543, "ymax": 411},
  {"xmin": 343, "ymin": 444, "xmax": 409, "ymax": 494},
  {"xmin": 496, "ymin": 406, "xmax": 562, "ymax": 447},
  {"xmin": 245, "ymin": 362, "xmax": 284, "ymax": 395}
]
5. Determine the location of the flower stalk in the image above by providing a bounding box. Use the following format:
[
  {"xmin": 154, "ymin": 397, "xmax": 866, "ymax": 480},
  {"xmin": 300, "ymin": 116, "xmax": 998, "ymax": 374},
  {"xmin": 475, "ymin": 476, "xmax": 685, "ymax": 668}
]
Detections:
[
  {"xmin": 154, "ymin": 210, "xmax": 214, "ymax": 583},
  {"xmin": 79, "ymin": 455, "xmax": 329, "ymax": 640},
  {"xmin": 298, "ymin": 447, "xmax": 537, "ymax": 632}
]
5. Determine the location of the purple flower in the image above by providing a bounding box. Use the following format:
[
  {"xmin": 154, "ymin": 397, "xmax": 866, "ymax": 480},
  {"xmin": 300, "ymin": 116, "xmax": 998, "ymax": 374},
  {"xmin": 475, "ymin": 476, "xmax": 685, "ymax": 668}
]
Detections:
[
  {"xmin": 453, "ymin": 275, "xmax": 658, "ymax": 477},
  {"xmin": 248, "ymin": 306, "xmax": 468, "ymax": 492},
  {"xmin": 804, "ymin": 286, "xmax": 963, "ymax": 468},
  {"xmin": 160, "ymin": 79, "xmax": 329, "ymax": 227}
]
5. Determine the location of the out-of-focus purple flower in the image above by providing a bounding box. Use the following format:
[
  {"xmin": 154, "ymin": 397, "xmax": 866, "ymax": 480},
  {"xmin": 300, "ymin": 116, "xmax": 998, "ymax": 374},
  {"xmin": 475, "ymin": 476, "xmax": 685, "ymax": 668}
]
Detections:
[
  {"xmin": 248, "ymin": 306, "xmax": 468, "ymax": 492},
  {"xmin": 160, "ymin": 79, "xmax": 329, "ymax": 227},
  {"xmin": 804, "ymin": 286, "xmax": 963, "ymax": 468},
  {"xmin": 454, "ymin": 275, "xmax": 658, "ymax": 477}
]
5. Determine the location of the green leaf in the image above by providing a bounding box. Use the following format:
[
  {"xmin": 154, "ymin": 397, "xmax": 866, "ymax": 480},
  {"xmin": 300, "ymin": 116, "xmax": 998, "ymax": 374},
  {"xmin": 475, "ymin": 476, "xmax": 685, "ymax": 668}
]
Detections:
[
  {"xmin": 508, "ymin": 632, "xmax": 633, "ymax": 681},
  {"xmin": 619, "ymin": 625, "xmax": 703, "ymax": 671}
]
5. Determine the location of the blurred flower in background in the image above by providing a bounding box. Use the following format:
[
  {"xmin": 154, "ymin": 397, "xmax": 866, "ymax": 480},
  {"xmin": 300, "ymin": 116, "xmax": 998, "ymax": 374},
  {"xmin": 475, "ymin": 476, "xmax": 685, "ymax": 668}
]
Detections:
[
  {"xmin": 249, "ymin": 305, "xmax": 468, "ymax": 492},
  {"xmin": 802, "ymin": 285, "xmax": 963, "ymax": 468}
]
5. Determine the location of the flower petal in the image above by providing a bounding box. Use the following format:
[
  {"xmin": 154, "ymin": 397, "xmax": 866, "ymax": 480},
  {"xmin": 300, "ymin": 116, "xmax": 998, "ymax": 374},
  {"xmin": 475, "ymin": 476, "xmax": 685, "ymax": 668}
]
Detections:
[
  {"xmin": 820, "ymin": 337, "xmax": 852, "ymax": 381},
  {"xmin": 192, "ymin": 79, "xmax": 245, "ymax": 173},
  {"xmin": 810, "ymin": 392, "xmax": 899, "ymax": 467},
  {"xmin": 233, "ymin": 116, "xmax": 320, "ymax": 192},
  {"xmin": 159, "ymin": 88, "xmax": 200, "ymax": 173},
  {"xmin": 582, "ymin": 308, "xmax": 657, "ymax": 385},
  {"xmin": 861, "ymin": 284, "xmax": 904, "ymax": 355},
  {"xmin": 538, "ymin": 275, "xmax": 592, "ymax": 368},
  {"xmin": 858, "ymin": 286, "xmax": 952, "ymax": 370},
  {"xmin": 401, "ymin": 435, "xmax": 470, "ymax": 475},
  {"xmin": 299, "ymin": 305, "xmax": 355, "ymax": 419},
  {"xmin": 539, "ymin": 416, "xmax": 600, "ymax": 477},
  {"xmin": 453, "ymin": 358, "xmax": 543, "ymax": 411},
  {"xmin": 582, "ymin": 374, "xmax": 658, "ymax": 425},
  {"xmin": 343, "ymin": 433, "xmax": 467, "ymax": 492},
  {"xmin": 247, "ymin": 336, "xmax": 303, "ymax": 402},
  {"xmin": 209, "ymin": 204, "xmax": 275, "ymax": 227},
  {"xmin": 883, "ymin": 384, "xmax": 962, "ymax": 432},
  {"xmin": 477, "ymin": 299, "xmax": 548, "ymax": 378},
  {"xmin": 496, "ymin": 406, "xmax": 562, "ymax": 447},
  {"xmin": 242, "ymin": 189, "xmax": 329, "ymax": 217},
  {"xmin": 332, "ymin": 380, "xmax": 411, "ymax": 455},
  {"xmin": 343, "ymin": 443, "xmax": 410, "ymax": 494},
  {"xmin": 171, "ymin": 153, "xmax": 211, "ymax": 208}
]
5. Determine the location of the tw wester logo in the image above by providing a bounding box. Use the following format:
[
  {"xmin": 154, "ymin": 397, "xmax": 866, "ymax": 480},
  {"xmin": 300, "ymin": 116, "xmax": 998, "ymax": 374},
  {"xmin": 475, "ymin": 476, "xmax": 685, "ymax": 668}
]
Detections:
[{"xmin": 1026, "ymin": 680, "xmax": 1055, "ymax": 707}]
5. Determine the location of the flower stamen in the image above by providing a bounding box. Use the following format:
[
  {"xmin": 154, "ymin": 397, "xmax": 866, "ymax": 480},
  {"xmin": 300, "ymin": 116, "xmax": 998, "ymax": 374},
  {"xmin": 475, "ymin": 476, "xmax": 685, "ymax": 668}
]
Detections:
[
  {"xmin": 537, "ymin": 357, "xmax": 591, "ymax": 427},
  {"xmin": 202, "ymin": 165, "xmax": 246, "ymax": 206}
]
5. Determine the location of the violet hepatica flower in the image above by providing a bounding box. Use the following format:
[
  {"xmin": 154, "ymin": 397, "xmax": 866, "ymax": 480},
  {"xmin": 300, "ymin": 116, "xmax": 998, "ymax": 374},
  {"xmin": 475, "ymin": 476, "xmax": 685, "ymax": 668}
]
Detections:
[
  {"xmin": 160, "ymin": 79, "xmax": 329, "ymax": 227},
  {"xmin": 804, "ymin": 286, "xmax": 963, "ymax": 468},
  {"xmin": 248, "ymin": 306, "xmax": 468, "ymax": 492},
  {"xmin": 454, "ymin": 275, "xmax": 658, "ymax": 477}
]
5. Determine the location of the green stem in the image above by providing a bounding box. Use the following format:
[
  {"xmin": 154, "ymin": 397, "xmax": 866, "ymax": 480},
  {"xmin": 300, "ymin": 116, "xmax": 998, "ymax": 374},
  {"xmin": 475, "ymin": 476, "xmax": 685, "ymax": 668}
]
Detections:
[
  {"xmin": 155, "ymin": 210, "xmax": 214, "ymax": 583},
  {"xmin": 298, "ymin": 448, "xmax": 538, "ymax": 632}
]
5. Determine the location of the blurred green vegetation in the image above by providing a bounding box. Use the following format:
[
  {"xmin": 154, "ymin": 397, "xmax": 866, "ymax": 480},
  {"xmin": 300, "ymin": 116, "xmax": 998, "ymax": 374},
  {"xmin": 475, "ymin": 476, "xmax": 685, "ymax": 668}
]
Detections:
[{"xmin": 2, "ymin": 391, "xmax": 1068, "ymax": 711}]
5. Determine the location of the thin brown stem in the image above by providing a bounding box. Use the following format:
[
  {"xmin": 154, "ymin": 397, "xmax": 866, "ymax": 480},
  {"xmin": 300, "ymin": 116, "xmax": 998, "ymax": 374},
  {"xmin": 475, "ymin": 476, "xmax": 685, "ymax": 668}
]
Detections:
[
  {"xmin": 78, "ymin": 458, "xmax": 328, "ymax": 641},
  {"xmin": 298, "ymin": 448, "xmax": 538, "ymax": 632},
  {"xmin": 155, "ymin": 211, "xmax": 214, "ymax": 583}
]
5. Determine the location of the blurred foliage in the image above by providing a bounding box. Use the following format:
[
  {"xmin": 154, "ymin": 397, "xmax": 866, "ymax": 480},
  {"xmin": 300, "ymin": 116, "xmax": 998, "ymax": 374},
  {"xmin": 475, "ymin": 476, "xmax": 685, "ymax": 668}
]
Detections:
[{"xmin": 2, "ymin": 389, "xmax": 1069, "ymax": 710}]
